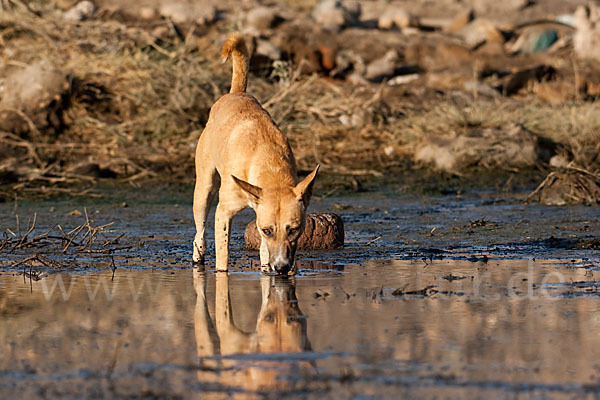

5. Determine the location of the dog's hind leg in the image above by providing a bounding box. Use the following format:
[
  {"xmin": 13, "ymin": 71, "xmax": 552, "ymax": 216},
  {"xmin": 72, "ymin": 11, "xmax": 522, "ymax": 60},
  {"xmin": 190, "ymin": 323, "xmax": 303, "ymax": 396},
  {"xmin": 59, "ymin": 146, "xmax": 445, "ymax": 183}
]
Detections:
[{"xmin": 193, "ymin": 165, "xmax": 219, "ymax": 264}]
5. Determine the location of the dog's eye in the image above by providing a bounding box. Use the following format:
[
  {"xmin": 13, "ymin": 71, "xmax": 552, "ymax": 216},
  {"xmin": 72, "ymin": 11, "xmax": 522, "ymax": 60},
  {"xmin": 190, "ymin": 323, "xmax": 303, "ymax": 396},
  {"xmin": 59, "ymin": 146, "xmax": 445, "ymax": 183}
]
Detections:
[
  {"xmin": 262, "ymin": 227, "xmax": 273, "ymax": 237},
  {"xmin": 287, "ymin": 227, "xmax": 299, "ymax": 236}
]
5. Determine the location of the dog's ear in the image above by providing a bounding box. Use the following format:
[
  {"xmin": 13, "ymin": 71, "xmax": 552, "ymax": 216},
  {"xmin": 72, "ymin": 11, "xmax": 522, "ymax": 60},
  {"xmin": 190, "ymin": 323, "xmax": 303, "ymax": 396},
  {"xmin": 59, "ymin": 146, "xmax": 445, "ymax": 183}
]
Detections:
[
  {"xmin": 232, "ymin": 175, "xmax": 262, "ymax": 204},
  {"xmin": 294, "ymin": 164, "xmax": 319, "ymax": 207}
]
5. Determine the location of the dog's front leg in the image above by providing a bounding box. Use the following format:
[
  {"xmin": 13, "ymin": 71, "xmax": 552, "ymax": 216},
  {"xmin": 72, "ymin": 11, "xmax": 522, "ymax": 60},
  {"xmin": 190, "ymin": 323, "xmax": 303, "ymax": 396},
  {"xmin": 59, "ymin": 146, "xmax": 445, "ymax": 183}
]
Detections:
[
  {"xmin": 259, "ymin": 239, "xmax": 270, "ymax": 273},
  {"xmin": 215, "ymin": 202, "xmax": 235, "ymax": 272}
]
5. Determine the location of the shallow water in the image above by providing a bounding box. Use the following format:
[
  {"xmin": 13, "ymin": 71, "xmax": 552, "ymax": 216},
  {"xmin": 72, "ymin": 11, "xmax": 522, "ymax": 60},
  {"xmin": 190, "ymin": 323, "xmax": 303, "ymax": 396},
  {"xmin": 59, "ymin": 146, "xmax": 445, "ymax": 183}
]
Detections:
[
  {"xmin": 2, "ymin": 257, "xmax": 600, "ymax": 399},
  {"xmin": 1, "ymin": 190, "xmax": 600, "ymax": 398}
]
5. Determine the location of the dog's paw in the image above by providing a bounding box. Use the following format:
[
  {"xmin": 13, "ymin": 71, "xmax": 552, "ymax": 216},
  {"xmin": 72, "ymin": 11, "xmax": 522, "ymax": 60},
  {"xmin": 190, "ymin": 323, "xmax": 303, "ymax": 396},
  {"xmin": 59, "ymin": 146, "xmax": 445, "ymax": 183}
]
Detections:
[
  {"xmin": 192, "ymin": 257, "xmax": 205, "ymax": 267},
  {"xmin": 215, "ymin": 265, "xmax": 229, "ymax": 272},
  {"xmin": 192, "ymin": 252, "xmax": 205, "ymax": 265},
  {"xmin": 260, "ymin": 264, "xmax": 271, "ymax": 274},
  {"xmin": 192, "ymin": 242, "xmax": 205, "ymax": 265}
]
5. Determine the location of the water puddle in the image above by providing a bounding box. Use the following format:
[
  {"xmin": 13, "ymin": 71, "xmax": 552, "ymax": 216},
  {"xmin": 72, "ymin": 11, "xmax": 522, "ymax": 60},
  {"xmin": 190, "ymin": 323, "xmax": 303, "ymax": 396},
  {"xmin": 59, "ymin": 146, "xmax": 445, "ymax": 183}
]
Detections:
[{"xmin": 2, "ymin": 257, "xmax": 600, "ymax": 398}]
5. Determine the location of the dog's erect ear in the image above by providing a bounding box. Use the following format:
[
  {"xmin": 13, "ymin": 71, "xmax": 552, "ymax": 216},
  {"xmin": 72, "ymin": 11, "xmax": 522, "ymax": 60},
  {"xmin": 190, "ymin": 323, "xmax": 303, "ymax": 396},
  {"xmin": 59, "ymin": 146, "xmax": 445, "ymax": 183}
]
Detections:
[
  {"xmin": 232, "ymin": 175, "xmax": 262, "ymax": 204},
  {"xmin": 294, "ymin": 164, "xmax": 319, "ymax": 207}
]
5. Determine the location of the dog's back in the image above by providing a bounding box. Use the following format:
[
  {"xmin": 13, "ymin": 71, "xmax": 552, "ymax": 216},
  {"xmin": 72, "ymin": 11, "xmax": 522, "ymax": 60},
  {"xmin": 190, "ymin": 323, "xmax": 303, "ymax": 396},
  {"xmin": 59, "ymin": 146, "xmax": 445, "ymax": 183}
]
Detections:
[{"xmin": 202, "ymin": 34, "xmax": 297, "ymax": 182}]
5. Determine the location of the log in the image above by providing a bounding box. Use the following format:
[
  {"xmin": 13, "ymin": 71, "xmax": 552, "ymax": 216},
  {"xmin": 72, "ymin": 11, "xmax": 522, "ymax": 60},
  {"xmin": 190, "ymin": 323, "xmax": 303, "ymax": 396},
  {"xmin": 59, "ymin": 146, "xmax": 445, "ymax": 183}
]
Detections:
[{"xmin": 245, "ymin": 213, "xmax": 344, "ymax": 250}]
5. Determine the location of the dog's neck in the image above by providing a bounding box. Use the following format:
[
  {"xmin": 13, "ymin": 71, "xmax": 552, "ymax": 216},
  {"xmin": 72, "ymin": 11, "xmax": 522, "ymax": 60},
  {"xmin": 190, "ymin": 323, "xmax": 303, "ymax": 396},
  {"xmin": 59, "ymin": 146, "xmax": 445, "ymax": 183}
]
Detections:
[{"xmin": 251, "ymin": 156, "xmax": 298, "ymax": 189}]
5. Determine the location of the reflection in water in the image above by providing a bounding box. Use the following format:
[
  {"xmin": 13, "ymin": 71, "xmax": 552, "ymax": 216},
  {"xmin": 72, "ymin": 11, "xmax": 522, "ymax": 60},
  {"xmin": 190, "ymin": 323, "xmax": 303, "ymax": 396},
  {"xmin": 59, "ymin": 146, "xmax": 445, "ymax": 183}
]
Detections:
[
  {"xmin": 2, "ymin": 258, "xmax": 600, "ymax": 398},
  {"xmin": 194, "ymin": 270, "xmax": 311, "ymax": 395}
]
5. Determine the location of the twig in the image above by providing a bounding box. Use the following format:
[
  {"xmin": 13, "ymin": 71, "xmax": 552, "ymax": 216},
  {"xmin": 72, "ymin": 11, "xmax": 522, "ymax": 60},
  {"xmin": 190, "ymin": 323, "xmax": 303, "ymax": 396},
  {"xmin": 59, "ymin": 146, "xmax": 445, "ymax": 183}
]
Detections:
[{"xmin": 365, "ymin": 235, "xmax": 382, "ymax": 246}]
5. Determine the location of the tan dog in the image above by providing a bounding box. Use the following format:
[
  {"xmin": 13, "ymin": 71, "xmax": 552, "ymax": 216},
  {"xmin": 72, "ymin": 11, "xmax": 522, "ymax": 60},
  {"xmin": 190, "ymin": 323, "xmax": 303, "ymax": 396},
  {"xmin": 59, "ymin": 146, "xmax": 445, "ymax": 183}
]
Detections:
[{"xmin": 193, "ymin": 33, "xmax": 319, "ymax": 274}]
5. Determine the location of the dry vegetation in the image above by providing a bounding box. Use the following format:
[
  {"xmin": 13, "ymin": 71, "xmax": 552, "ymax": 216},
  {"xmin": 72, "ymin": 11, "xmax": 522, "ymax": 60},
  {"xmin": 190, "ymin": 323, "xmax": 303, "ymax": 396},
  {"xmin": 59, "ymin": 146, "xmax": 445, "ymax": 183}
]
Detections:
[
  {"xmin": 0, "ymin": 209, "xmax": 141, "ymax": 274},
  {"xmin": 0, "ymin": 0, "xmax": 599, "ymax": 200}
]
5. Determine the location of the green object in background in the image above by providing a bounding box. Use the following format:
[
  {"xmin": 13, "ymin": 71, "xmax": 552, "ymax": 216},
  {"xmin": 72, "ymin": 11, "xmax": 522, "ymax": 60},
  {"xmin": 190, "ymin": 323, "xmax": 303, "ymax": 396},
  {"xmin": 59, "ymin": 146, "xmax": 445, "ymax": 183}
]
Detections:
[{"xmin": 532, "ymin": 29, "xmax": 558, "ymax": 52}]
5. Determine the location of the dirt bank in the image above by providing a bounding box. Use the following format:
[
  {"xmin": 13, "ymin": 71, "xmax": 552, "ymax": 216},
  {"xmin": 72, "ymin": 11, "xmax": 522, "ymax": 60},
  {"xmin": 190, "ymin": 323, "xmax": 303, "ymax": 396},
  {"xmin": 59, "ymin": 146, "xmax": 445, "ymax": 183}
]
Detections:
[{"xmin": 0, "ymin": 0, "xmax": 598, "ymax": 199}]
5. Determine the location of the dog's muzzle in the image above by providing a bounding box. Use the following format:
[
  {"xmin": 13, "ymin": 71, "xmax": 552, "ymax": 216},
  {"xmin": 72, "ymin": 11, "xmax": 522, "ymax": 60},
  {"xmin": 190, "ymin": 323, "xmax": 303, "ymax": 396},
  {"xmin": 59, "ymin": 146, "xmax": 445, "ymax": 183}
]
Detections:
[{"xmin": 272, "ymin": 261, "xmax": 291, "ymax": 275}]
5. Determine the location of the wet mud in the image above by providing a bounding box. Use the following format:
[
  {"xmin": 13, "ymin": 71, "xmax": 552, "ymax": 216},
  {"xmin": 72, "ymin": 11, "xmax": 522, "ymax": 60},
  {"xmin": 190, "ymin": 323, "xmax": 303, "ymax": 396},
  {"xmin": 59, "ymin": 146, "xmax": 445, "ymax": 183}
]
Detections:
[{"xmin": 1, "ymin": 189, "xmax": 599, "ymax": 398}]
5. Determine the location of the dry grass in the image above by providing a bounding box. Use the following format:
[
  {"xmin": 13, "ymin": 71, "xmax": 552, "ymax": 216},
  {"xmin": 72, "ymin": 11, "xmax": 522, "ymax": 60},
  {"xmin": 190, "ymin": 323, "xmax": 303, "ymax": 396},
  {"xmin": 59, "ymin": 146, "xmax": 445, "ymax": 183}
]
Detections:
[
  {"xmin": 0, "ymin": 209, "xmax": 142, "ymax": 273},
  {"xmin": 394, "ymin": 100, "xmax": 600, "ymax": 168},
  {"xmin": 0, "ymin": 2, "xmax": 599, "ymax": 196}
]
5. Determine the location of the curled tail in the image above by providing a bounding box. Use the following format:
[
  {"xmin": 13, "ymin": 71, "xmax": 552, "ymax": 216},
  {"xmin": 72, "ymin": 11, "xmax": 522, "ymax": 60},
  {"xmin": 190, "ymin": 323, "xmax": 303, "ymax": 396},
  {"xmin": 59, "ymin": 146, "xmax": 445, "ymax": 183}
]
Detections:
[{"xmin": 221, "ymin": 32, "xmax": 249, "ymax": 93}]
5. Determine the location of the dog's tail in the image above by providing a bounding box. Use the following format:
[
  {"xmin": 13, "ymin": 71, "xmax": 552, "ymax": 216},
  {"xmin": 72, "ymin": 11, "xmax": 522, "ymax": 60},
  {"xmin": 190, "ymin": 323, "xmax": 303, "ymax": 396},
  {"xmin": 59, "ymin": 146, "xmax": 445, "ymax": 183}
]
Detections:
[{"xmin": 221, "ymin": 32, "xmax": 249, "ymax": 93}]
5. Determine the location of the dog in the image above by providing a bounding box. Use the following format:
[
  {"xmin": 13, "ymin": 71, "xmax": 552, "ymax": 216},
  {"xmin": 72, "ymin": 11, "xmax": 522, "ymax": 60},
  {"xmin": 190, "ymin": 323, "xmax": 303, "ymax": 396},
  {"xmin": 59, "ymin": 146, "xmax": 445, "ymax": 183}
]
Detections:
[{"xmin": 192, "ymin": 32, "xmax": 319, "ymax": 274}]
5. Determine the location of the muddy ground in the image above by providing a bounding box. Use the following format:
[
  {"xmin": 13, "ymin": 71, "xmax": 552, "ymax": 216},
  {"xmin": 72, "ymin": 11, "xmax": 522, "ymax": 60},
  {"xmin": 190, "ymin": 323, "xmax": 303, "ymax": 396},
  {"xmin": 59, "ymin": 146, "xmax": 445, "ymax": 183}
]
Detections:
[{"xmin": 0, "ymin": 187, "xmax": 599, "ymax": 399}]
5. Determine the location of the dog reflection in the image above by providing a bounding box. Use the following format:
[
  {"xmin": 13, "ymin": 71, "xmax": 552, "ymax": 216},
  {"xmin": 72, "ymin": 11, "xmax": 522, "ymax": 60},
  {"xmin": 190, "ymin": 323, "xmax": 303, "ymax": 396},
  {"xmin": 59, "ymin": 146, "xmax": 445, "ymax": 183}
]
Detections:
[{"xmin": 193, "ymin": 270, "xmax": 311, "ymax": 394}]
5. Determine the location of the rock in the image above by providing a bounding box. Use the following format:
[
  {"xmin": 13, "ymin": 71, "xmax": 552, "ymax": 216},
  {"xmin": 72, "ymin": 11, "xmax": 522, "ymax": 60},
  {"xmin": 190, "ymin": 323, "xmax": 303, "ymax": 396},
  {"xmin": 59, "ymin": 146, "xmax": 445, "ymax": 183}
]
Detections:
[
  {"xmin": 339, "ymin": 108, "xmax": 368, "ymax": 128},
  {"xmin": 415, "ymin": 122, "xmax": 546, "ymax": 172},
  {"xmin": 63, "ymin": 1, "xmax": 95, "ymax": 21},
  {"xmin": 377, "ymin": 7, "xmax": 417, "ymax": 30},
  {"xmin": 54, "ymin": 0, "xmax": 78, "ymax": 10},
  {"xmin": 364, "ymin": 50, "xmax": 398, "ymax": 81},
  {"xmin": 139, "ymin": 7, "xmax": 157, "ymax": 20},
  {"xmin": 255, "ymin": 39, "xmax": 282, "ymax": 61},
  {"xmin": 387, "ymin": 73, "xmax": 420, "ymax": 86},
  {"xmin": 0, "ymin": 60, "xmax": 69, "ymax": 138},
  {"xmin": 444, "ymin": 8, "xmax": 475, "ymax": 33},
  {"xmin": 574, "ymin": 3, "xmax": 600, "ymax": 62},
  {"xmin": 330, "ymin": 49, "xmax": 365, "ymax": 79},
  {"xmin": 549, "ymin": 155, "xmax": 569, "ymax": 168},
  {"xmin": 473, "ymin": 0, "xmax": 532, "ymax": 12},
  {"xmin": 312, "ymin": 0, "xmax": 360, "ymax": 31},
  {"xmin": 246, "ymin": 6, "xmax": 282, "ymax": 31},
  {"xmin": 158, "ymin": 2, "xmax": 217, "ymax": 26},
  {"xmin": 459, "ymin": 19, "xmax": 504, "ymax": 47},
  {"xmin": 245, "ymin": 213, "xmax": 344, "ymax": 250}
]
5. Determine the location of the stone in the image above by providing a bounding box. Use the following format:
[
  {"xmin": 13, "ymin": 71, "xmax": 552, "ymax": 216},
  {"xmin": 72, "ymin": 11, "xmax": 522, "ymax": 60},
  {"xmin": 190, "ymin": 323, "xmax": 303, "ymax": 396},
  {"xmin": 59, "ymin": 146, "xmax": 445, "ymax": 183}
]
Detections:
[
  {"xmin": 364, "ymin": 50, "xmax": 398, "ymax": 82},
  {"xmin": 0, "ymin": 60, "xmax": 69, "ymax": 138},
  {"xmin": 414, "ymin": 123, "xmax": 545, "ymax": 172},
  {"xmin": 574, "ymin": 3, "xmax": 600, "ymax": 62},
  {"xmin": 63, "ymin": 0, "xmax": 95, "ymax": 21},
  {"xmin": 139, "ymin": 7, "xmax": 157, "ymax": 20},
  {"xmin": 246, "ymin": 6, "xmax": 282, "ymax": 31},
  {"xmin": 378, "ymin": 7, "xmax": 417, "ymax": 30},
  {"xmin": 245, "ymin": 213, "xmax": 344, "ymax": 250},
  {"xmin": 158, "ymin": 2, "xmax": 217, "ymax": 26},
  {"xmin": 312, "ymin": 0, "xmax": 360, "ymax": 31},
  {"xmin": 444, "ymin": 8, "xmax": 475, "ymax": 33},
  {"xmin": 255, "ymin": 39, "xmax": 282, "ymax": 61},
  {"xmin": 459, "ymin": 19, "xmax": 504, "ymax": 47}
]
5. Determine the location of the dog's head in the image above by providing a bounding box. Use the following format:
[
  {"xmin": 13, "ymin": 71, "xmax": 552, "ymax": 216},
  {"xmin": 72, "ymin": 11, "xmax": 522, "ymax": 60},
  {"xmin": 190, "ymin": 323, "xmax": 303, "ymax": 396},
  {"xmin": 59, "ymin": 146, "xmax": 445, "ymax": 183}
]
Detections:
[{"xmin": 233, "ymin": 165, "xmax": 319, "ymax": 275}]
